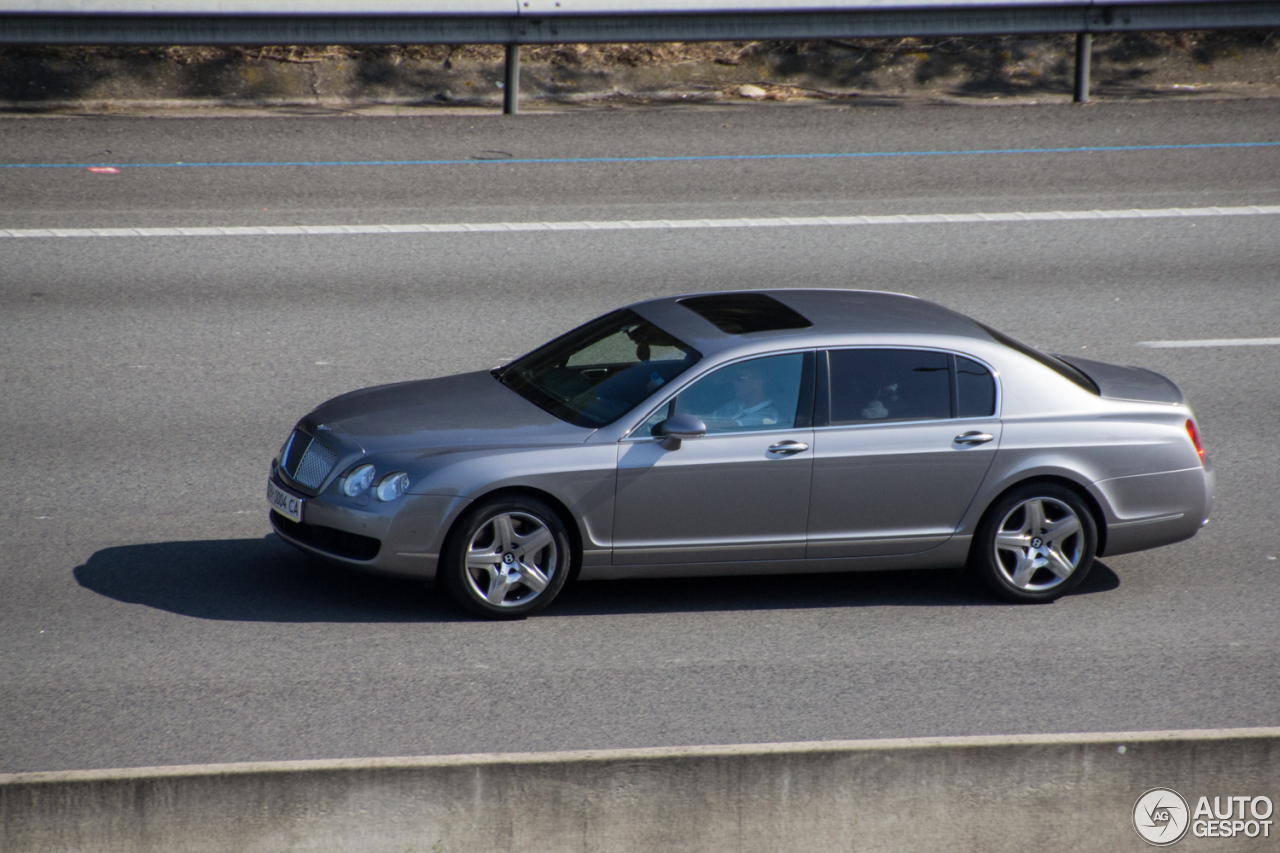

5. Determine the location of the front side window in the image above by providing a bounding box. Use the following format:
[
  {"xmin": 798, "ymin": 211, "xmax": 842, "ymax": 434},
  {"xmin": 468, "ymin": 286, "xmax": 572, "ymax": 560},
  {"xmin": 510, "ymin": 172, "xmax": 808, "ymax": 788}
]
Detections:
[
  {"xmin": 640, "ymin": 352, "xmax": 810, "ymax": 436},
  {"xmin": 824, "ymin": 349, "xmax": 998, "ymax": 424},
  {"xmin": 496, "ymin": 309, "xmax": 701, "ymax": 427}
]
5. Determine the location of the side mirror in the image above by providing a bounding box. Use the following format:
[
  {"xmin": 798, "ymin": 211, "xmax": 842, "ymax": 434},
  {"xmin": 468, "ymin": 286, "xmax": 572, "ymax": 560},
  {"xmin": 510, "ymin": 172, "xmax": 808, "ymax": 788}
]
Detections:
[{"xmin": 657, "ymin": 413, "xmax": 706, "ymax": 451}]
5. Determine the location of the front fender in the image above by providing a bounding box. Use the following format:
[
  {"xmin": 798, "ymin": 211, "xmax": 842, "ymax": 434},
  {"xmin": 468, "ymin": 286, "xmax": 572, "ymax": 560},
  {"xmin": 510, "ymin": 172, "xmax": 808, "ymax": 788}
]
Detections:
[{"xmin": 406, "ymin": 443, "xmax": 618, "ymax": 553}]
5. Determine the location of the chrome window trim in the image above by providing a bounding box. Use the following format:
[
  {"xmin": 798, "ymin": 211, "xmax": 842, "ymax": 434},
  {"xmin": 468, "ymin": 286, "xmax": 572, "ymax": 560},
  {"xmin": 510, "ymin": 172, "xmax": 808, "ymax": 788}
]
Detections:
[
  {"xmin": 811, "ymin": 413, "xmax": 998, "ymax": 432},
  {"xmin": 619, "ymin": 347, "xmax": 817, "ymax": 442},
  {"xmin": 820, "ymin": 344, "xmax": 1002, "ymax": 427},
  {"xmin": 629, "ymin": 424, "xmax": 817, "ymax": 443}
]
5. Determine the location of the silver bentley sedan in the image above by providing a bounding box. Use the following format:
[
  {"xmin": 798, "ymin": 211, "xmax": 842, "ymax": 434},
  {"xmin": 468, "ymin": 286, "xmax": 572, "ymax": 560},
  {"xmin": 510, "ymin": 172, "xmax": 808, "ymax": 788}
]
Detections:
[{"xmin": 268, "ymin": 289, "xmax": 1213, "ymax": 618}]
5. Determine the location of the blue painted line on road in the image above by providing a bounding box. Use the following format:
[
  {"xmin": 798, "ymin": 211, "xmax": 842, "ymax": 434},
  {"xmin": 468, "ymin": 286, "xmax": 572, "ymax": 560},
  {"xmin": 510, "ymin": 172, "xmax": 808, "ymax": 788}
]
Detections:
[{"xmin": 2, "ymin": 141, "xmax": 1279, "ymax": 170}]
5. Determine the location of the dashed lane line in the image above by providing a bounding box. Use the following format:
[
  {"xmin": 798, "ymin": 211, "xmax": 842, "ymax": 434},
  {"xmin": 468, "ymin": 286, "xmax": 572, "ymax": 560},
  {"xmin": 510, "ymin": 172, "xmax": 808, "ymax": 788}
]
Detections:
[{"xmin": 1139, "ymin": 338, "xmax": 1280, "ymax": 348}]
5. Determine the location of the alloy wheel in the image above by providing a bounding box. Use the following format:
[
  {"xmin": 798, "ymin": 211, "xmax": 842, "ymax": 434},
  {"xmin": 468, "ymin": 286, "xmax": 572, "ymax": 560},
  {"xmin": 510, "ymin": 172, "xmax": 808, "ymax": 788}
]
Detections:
[
  {"xmin": 992, "ymin": 497, "xmax": 1085, "ymax": 592},
  {"xmin": 463, "ymin": 511, "xmax": 558, "ymax": 608}
]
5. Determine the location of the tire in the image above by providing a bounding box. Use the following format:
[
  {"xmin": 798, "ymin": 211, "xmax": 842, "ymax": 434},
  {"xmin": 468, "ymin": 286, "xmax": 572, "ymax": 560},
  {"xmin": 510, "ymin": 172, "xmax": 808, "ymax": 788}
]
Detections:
[
  {"xmin": 440, "ymin": 496, "xmax": 573, "ymax": 619},
  {"xmin": 969, "ymin": 483, "xmax": 1097, "ymax": 603}
]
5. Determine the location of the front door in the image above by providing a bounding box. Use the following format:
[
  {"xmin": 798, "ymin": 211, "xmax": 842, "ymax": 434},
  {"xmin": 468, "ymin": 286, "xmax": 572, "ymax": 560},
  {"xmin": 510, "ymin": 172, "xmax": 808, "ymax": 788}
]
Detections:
[{"xmin": 613, "ymin": 352, "xmax": 815, "ymax": 566}]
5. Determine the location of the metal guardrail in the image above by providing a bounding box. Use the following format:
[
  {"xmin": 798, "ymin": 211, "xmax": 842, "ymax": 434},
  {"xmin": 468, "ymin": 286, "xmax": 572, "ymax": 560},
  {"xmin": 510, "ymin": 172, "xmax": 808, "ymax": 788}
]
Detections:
[{"xmin": 1, "ymin": 0, "xmax": 1278, "ymax": 111}]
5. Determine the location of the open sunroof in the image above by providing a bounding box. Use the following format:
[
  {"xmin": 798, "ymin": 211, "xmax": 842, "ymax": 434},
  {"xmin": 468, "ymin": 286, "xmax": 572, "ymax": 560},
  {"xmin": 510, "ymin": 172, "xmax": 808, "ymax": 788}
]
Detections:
[{"xmin": 677, "ymin": 293, "xmax": 813, "ymax": 335}]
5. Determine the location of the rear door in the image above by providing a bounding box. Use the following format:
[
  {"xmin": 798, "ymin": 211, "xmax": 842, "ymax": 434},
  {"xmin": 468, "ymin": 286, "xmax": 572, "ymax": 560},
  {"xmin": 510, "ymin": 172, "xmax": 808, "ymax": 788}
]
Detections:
[{"xmin": 806, "ymin": 348, "xmax": 1001, "ymax": 558}]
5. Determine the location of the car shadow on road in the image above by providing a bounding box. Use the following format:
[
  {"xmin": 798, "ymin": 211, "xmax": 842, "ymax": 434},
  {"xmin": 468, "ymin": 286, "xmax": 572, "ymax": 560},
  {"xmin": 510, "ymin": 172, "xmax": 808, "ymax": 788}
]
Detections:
[
  {"xmin": 547, "ymin": 559, "xmax": 1121, "ymax": 616},
  {"xmin": 74, "ymin": 534, "xmax": 463, "ymax": 623},
  {"xmin": 74, "ymin": 534, "xmax": 1120, "ymax": 621}
]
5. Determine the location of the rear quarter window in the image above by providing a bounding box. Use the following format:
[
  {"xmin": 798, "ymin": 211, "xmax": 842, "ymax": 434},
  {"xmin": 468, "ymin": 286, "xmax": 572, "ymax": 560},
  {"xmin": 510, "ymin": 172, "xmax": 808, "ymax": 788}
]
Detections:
[{"xmin": 956, "ymin": 356, "xmax": 996, "ymax": 418}]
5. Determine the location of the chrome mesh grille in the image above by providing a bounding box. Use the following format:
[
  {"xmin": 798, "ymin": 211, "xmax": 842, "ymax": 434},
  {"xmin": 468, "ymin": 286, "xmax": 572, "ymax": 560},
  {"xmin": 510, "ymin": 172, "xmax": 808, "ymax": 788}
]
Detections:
[{"xmin": 292, "ymin": 438, "xmax": 337, "ymax": 489}]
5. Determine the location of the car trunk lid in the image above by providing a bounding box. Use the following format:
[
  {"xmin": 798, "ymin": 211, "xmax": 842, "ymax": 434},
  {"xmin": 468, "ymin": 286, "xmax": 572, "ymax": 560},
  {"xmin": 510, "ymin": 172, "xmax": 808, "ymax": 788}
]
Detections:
[{"xmin": 1053, "ymin": 354, "xmax": 1184, "ymax": 405}]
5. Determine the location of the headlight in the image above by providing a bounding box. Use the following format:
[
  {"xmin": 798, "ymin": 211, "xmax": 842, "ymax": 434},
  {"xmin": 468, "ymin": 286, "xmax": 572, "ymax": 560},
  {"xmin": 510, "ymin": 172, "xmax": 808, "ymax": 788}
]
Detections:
[
  {"xmin": 376, "ymin": 472, "xmax": 410, "ymax": 502},
  {"xmin": 341, "ymin": 463, "xmax": 376, "ymax": 497}
]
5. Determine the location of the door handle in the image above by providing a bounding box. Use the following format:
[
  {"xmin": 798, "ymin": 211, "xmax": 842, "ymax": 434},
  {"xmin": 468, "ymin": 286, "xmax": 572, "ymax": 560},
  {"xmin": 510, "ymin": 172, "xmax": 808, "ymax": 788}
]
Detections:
[
  {"xmin": 954, "ymin": 431, "xmax": 995, "ymax": 445},
  {"xmin": 768, "ymin": 440, "xmax": 810, "ymax": 455}
]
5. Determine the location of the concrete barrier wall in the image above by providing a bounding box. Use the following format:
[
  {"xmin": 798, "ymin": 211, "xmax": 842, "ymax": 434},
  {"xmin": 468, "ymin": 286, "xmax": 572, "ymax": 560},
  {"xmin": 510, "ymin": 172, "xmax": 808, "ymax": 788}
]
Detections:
[{"xmin": 3, "ymin": 728, "xmax": 1279, "ymax": 853}]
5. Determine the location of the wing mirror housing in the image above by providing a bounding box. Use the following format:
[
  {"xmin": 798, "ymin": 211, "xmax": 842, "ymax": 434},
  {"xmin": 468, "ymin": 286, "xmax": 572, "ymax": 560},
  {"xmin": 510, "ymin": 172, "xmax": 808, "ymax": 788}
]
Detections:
[{"xmin": 657, "ymin": 413, "xmax": 706, "ymax": 450}]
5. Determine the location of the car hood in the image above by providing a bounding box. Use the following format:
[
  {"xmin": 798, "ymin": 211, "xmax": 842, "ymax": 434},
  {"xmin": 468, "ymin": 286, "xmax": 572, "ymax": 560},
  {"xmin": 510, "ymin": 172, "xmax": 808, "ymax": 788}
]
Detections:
[
  {"xmin": 304, "ymin": 370, "xmax": 593, "ymax": 453},
  {"xmin": 1054, "ymin": 354, "xmax": 1185, "ymax": 405}
]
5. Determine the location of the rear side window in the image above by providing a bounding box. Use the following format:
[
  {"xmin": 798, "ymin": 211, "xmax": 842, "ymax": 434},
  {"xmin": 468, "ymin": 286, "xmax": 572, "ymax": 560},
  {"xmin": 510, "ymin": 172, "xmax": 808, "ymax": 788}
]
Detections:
[
  {"xmin": 827, "ymin": 349, "xmax": 950, "ymax": 424},
  {"xmin": 823, "ymin": 349, "xmax": 998, "ymax": 425},
  {"xmin": 956, "ymin": 356, "xmax": 996, "ymax": 418}
]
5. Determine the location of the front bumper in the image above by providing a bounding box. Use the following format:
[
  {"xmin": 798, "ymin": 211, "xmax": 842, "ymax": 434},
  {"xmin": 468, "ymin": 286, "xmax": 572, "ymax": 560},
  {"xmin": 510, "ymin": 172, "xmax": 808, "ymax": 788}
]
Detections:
[{"xmin": 267, "ymin": 473, "xmax": 470, "ymax": 581}]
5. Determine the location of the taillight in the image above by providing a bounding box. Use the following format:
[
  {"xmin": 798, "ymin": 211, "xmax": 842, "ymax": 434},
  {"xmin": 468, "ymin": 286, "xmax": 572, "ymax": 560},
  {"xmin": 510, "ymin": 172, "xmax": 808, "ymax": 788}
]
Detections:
[{"xmin": 1186, "ymin": 419, "xmax": 1206, "ymax": 463}]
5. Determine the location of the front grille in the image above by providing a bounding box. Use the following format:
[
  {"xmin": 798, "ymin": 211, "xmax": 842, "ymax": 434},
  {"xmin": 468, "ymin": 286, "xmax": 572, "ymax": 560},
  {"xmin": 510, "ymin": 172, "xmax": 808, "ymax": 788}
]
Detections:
[
  {"xmin": 271, "ymin": 511, "xmax": 382, "ymax": 561},
  {"xmin": 293, "ymin": 440, "xmax": 336, "ymax": 488},
  {"xmin": 282, "ymin": 430, "xmax": 337, "ymax": 490}
]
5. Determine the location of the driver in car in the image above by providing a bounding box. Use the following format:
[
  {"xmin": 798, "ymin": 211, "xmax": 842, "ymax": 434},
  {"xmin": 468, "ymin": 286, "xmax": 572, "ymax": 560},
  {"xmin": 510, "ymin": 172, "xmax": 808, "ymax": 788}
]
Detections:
[{"xmin": 711, "ymin": 364, "xmax": 780, "ymax": 427}]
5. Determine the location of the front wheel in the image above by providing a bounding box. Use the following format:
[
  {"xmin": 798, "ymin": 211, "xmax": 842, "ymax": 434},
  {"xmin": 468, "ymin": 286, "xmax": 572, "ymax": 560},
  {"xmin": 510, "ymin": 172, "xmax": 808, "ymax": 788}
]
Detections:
[
  {"xmin": 970, "ymin": 484, "xmax": 1097, "ymax": 603},
  {"xmin": 440, "ymin": 496, "xmax": 572, "ymax": 619}
]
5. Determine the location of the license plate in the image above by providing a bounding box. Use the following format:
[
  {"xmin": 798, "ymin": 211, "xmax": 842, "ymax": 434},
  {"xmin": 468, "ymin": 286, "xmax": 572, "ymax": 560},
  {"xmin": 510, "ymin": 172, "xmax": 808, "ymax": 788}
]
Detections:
[{"xmin": 268, "ymin": 479, "xmax": 303, "ymax": 523}]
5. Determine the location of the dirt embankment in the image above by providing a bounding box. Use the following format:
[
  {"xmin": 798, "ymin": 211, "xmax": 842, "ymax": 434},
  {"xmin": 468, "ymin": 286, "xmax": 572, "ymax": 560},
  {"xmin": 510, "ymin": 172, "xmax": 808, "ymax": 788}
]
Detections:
[{"xmin": 2, "ymin": 31, "xmax": 1278, "ymax": 112}]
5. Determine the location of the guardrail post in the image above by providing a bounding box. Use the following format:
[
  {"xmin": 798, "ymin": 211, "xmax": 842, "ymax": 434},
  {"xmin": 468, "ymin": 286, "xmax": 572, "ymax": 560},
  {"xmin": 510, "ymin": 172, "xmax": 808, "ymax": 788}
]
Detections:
[
  {"xmin": 504, "ymin": 43, "xmax": 520, "ymax": 115},
  {"xmin": 1073, "ymin": 32, "xmax": 1092, "ymax": 102}
]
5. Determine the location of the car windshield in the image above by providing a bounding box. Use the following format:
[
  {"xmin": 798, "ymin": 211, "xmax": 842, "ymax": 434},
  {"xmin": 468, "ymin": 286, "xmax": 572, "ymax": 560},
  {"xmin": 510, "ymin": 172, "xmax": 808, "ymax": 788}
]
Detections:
[{"xmin": 495, "ymin": 309, "xmax": 702, "ymax": 427}]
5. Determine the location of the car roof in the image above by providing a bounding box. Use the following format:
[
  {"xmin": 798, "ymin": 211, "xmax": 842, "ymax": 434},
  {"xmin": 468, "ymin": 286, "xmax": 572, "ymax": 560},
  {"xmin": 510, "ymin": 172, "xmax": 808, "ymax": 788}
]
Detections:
[{"xmin": 629, "ymin": 289, "xmax": 993, "ymax": 356}]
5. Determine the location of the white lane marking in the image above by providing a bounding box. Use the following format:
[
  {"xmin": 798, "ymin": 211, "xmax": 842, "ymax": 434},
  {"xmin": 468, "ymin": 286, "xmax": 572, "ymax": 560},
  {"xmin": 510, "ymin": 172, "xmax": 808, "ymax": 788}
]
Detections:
[
  {"xmin": 2, "ymin": 205, "xmax": 1279, "ymax": 239},
  {"xmin": 1139, "ymin": 338, "xmax": 1280, "ymax": 348}
]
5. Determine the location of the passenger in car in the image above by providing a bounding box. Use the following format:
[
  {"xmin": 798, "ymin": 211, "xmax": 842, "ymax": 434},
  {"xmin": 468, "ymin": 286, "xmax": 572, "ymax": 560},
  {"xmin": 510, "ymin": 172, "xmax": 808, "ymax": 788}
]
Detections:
[
  {"xmin": 859, "ymin": 368, "xmax": 898, "ymax": 420},
  {"xmin": 860, "ymin": 381, "xmax": 896, "ymax": 419}
]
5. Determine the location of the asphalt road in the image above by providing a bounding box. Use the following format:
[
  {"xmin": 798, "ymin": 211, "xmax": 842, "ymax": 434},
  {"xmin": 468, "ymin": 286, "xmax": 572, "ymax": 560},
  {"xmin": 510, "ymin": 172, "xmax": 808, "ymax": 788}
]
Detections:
[{"xmin": 1, "ymin": 99, "xmax": 1278, "ymax": 774}]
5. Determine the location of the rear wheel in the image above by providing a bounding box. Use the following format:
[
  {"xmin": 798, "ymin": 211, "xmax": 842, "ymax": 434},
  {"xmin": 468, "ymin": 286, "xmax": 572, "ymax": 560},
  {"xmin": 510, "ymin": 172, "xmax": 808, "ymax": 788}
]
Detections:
[
  {"xmin": 440, "ymin": 496, "xmax": 572, "ymax": 619},
  {"xmin": 970, "ymin": 483, "xmax": 1097, "ymax": 603}
]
